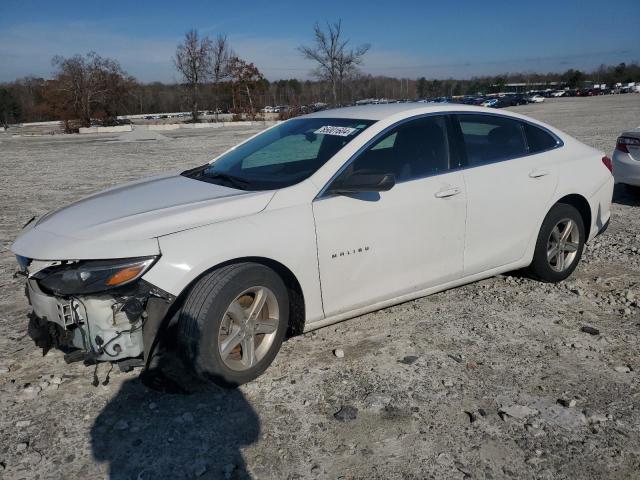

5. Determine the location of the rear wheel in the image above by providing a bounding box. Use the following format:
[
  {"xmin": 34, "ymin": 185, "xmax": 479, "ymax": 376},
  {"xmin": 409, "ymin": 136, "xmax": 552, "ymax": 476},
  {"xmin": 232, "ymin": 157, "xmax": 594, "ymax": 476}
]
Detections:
[
  {"xmin": 529, "ymin": 203, "xmax": 585, "ymax": 282},
  {"xmin": 177, "ymin": 263, "xmax": 289, "ymax": 388}
]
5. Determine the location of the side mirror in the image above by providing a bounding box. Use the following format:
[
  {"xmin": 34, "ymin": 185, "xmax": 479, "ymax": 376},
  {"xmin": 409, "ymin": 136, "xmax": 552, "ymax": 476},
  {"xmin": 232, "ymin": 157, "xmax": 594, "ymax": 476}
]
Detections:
[{"xmin": 328, "ymin": 171, "xmax": 396, "ymax": 195}]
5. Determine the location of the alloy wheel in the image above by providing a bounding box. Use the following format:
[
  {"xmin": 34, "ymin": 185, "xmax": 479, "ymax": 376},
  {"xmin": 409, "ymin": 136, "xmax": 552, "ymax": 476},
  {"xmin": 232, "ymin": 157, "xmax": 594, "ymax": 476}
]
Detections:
[
  {"xmin": 546, "ymin": 218, "xmax": 580, "ymax": 272},
  {"xmin": 217, "ymin": 286, "xmax": 280, "ymax": 371}
]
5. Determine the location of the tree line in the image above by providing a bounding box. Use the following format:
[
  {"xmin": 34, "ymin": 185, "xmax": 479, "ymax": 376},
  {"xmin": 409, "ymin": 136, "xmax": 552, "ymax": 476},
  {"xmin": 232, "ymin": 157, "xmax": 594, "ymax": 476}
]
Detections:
[{"xmin": 1, "ymin": 19, "xmax": 639, "ymax": 127}]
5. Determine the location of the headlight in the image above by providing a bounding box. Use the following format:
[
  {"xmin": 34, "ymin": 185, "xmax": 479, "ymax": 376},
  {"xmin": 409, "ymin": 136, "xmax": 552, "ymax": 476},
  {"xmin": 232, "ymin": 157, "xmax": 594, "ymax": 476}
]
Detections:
[{"xmin": 33, "ymin": 257, "xmax": 157, "ymax": 296}]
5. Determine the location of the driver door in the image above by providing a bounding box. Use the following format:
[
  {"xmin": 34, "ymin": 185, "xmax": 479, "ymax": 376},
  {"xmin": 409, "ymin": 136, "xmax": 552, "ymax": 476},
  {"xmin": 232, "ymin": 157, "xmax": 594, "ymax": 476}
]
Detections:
[{"xmin": 312, "ymin": 115, "xmax": 467, "ymax": 317}]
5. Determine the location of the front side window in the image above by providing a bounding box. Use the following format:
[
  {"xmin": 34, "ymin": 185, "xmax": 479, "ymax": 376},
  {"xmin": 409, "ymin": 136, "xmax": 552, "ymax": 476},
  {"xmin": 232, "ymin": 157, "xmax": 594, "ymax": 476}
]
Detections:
[
  {"xmin": 184, "ymin": 118, "xmax": 374, "ymax": 190},
  {"xmin": 457, "ymin": 114, "xmax": 527, "ymax": 166},
  {"xmin": 344, "ymin": 115, "xmax": 450, "ymax": 183}
]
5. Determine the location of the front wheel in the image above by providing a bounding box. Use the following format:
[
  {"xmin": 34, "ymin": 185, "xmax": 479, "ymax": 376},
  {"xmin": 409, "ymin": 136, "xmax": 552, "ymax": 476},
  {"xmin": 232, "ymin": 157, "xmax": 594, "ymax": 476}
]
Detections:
[
  {"xmin": 177, "ymin": 263, "xmax": 289, "ymax": 388},
  {"xmin": 529, "ymin": 203, "xmax": 585, "ymax": 282}
]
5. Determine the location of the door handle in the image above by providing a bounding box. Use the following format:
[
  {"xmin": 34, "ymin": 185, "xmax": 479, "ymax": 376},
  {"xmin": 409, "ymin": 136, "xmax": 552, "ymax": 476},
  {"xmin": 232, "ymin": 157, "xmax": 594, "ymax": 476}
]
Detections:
[
  {"xmin": 529, "ymin": 169, "xmax": 550, "ymax": 178},
  {"xmin": 435, "ymin": 187, "xmax": 461, "ymax": 198}
]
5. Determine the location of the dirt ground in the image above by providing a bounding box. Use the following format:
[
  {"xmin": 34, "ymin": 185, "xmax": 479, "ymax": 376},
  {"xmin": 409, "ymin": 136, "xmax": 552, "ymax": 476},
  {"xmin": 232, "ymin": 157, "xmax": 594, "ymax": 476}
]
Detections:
[{"xmin": 0, "ymin": 95, "xmax": 639, "ymax": 480}]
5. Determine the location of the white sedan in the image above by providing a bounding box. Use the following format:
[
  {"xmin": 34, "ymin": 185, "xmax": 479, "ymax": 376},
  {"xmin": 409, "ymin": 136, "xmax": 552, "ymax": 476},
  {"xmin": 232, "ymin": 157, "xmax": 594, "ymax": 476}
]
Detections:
[
  {"xmin": 12, "ymin": 104, "xmax": 614, "ymax": 387},
  {"xmin": 612, "ymin": 128, "xmax": 640, "ymax": 191},
  {"xmin": 529, "ymin": 95, "xmax": 545, "ymax": 103}
]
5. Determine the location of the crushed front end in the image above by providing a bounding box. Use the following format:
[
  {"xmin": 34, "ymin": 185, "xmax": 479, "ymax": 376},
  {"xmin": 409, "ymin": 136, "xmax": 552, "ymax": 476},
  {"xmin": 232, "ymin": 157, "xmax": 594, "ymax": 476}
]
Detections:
[{"xmin": 16, "ymin": 255, "xmax": 174, "ymax": 365}]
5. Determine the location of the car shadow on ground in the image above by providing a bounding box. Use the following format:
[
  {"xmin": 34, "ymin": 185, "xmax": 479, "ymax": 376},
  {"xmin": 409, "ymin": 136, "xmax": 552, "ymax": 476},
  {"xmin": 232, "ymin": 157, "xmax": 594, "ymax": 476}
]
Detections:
[
  {"xmin": 90, "ymin": 371, "xmax": 259, "ymax": 480},
  {"xmin": 612, "ymin": 183, "xmax": 640, "ymax": 206},
  {"xmin": 91, "ymin": 317, "xmax": 260, "ymax": 480}
]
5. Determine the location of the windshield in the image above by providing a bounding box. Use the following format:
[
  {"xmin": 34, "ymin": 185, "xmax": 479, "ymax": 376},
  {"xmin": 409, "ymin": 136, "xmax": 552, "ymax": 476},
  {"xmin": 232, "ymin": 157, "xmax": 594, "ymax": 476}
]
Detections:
[{"xmin": 183, "ymin": 117, "xmax": 375, "ymax": 190}]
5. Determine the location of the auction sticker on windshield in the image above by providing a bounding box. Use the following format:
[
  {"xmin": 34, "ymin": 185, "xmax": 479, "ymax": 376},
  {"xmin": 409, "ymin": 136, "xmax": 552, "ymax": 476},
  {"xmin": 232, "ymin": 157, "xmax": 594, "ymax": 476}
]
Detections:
[{"xmin": 314, "ymin": 126, "xmax": 357, "ymax": 136}]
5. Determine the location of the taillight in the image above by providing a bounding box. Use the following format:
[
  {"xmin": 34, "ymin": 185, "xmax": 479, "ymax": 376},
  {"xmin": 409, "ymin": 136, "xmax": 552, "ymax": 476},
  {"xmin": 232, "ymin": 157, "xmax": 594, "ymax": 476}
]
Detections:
[
  {"xmin": 602, "ymin": 156, "xmax": 613, "ymax": 173},
  {"xmin": 616, "ymin": 136, "xmax": 640, "ymax": 153}
]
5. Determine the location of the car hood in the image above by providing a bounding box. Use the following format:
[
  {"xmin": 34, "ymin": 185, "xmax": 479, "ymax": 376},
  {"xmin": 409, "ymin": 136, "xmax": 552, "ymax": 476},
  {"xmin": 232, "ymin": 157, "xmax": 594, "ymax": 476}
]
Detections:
[{"xmin": 11, "ymin": 173, "xmax": 275, "ymax": 260}]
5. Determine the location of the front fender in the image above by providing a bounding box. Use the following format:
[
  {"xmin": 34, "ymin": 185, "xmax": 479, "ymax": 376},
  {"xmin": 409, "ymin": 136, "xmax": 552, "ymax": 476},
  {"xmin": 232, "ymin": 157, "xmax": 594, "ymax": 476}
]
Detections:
[{"xmin": 142, "ymin": 204, "xmax": 323, "ymax": 323}]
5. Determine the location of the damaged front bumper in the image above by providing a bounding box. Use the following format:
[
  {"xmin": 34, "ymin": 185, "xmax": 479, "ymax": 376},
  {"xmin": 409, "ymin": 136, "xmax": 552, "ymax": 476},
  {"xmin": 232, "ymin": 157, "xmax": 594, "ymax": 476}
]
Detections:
[{"xmin": 24, "ymin": 276, "xmax": 174, "ymax": 364}]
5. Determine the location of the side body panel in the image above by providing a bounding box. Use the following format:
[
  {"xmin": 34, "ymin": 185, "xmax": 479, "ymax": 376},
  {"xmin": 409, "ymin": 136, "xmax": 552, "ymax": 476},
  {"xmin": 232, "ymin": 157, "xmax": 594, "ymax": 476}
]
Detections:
[
  {"xmin": 312, "ymin": 172, "xmax": 466, "ymax": 317},
  {"xmin": 461, "ymin": 151, "xmax": 559, "ymax": 275}
]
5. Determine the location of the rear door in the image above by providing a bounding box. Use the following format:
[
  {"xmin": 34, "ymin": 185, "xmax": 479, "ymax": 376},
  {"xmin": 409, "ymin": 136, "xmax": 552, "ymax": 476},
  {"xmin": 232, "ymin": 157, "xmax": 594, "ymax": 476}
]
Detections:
[
  {"xmin": 313, "ymin": 115, "xmax": 467, "ymax": 317},
  {"xmin": 453, "ymin": 113, "xmax": 560, "ymax": 276}
]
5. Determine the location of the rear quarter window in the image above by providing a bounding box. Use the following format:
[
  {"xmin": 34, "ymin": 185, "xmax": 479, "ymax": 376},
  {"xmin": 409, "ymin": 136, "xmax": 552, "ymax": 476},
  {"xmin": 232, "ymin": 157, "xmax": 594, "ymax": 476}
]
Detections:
[{"xmin": 522, "ymin": 122, "xmax": 559, "ymax": 153}]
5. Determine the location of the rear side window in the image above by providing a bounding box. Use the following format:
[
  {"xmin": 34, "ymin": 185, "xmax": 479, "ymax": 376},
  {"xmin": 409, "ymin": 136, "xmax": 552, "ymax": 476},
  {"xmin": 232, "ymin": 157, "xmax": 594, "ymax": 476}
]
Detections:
[
  {"xmin": 457, "ymin": 114, "xmax": 527, "ymax": 166},
  {"xmin": 522, "ymin": 122, "xmax": 559, "ymax": 153}
]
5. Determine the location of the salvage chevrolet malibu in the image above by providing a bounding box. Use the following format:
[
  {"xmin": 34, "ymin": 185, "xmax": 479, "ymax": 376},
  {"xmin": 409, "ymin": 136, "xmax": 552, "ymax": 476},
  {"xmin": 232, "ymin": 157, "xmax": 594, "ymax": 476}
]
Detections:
[{"xmin": 12, "ymin": 104, "xmax": 614, "ymax": 387}]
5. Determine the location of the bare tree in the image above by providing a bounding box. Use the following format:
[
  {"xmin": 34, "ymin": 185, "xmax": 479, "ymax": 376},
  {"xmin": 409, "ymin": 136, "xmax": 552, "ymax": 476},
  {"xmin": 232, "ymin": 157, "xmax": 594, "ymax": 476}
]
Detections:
[
  {"xmin": 50, "ymin": 52, "xmax": 132, "ymax": 128},
  {"xmin": 210, "ymin": 34, "xmax": 232, "ymax": 121},
  {"xmin": 174, "ymin": 29, "xmax": 213, "ymax": 122},
  {"xmin": 299, "ymin": 20, "xmax": 370, "ymax": 105}
]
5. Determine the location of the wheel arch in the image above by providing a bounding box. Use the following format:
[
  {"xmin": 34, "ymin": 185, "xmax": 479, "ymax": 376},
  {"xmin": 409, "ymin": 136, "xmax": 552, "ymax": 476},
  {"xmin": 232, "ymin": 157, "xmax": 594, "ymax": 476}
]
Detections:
[
  {"xmin": 555, "ymin": 193, "xmax": 591, "ymax": 234},
  {"xmin": 173, "ymin": 256, "xmax": 307, "ymax": 338}
]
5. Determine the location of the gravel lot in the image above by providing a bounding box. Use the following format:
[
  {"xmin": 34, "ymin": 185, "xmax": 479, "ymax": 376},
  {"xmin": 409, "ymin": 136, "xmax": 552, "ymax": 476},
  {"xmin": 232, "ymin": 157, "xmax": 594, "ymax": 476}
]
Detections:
[{"xmin": 0, "ymin": 95, "xmax": 639, "ymax": 480}]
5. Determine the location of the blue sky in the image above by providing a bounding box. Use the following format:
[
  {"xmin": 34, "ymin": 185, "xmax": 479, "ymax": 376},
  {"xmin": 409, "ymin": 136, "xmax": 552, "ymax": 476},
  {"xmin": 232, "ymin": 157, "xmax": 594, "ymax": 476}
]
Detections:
[{"xmin": 1, "ymin": 0, "xmax": 639, "ymax": 82}]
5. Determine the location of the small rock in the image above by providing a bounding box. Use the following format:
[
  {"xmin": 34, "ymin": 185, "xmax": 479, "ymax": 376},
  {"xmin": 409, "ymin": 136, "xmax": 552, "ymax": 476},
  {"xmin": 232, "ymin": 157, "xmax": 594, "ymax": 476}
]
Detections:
[
  {"xmin": 182, "ymin": 412, "xmax": 194, "ymax": 423},
  {"xmin": 15, "ymin": 420, "xmax": 31, "ymax": 428},
  {"xmin": 581, "ymin": 326, "xmax": 600, "ymax": 336},
  {"xmin": 16, "ymin": 443, "xmax": 28, "ymax": 452},
  {"xmin": 0, "ymin": 365, "xmax": 9, "ymax": 374},
  {"xmin": 442, "ymin": 379, "xmax": 454, "ymax": 387},
  {"xmin": 194, "ymin": 461, "xmax": 207, "ymax": 477},
  {"xmin": 113, "ymin": 420, "xmax": 129, "ymax": 431},
  {"xmin": 448, "ymin": 354, "xmax": 463, "ymax": 364},
  {"xmin": 499, "ymin": 405, "xmax": 539, "ymax": 420},
  {"xmin": 364, "ymin": 393, "xmax": 391, "ymax": 411},
  {"xmin": 436, "ymin": 452, "xmax": 454, "ymax": 466},
  {"xmin": 20, "ymin": 385, "xmax": 41, "ymax": 400},
  {"xmin": 333, "ymin": 348, "xmax": 344, "ymax": 358},
  {"xmin": 49, "ymin": 376, "xmax": 62, "ymax": 385},
  {"xmin": 399, "ymin": 355, "xmax": 419, "ymax": 365},
  {"xmin": 613, "ymin": 365, "xmax": 631, "ymax": 373},
  {"xmin": 149, "ymin": 402, "xmax": 158, "ymax": 410},
  {"xmin": 334, "ymin": 405, "xmax": 358, "ymax": 422},
  {"xmin": 557, "ymin": 398, "xmax": 577, "ymax": 408},
  {"xmin": 587, "ymin": 413, "xmax": 608, "ymax": 424}
]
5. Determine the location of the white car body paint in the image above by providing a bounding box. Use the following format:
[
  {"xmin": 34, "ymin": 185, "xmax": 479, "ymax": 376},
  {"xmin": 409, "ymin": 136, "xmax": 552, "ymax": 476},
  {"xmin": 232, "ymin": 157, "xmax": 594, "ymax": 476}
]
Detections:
[{"xmin": 12, "ymin": 104, "xmax": 614, "ymax": 343}]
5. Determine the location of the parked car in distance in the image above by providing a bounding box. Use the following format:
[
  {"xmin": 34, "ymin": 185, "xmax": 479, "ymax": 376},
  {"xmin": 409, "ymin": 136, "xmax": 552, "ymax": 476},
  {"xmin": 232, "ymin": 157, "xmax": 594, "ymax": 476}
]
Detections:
[
  {"xmin": 12, "ymin": 104, "xmax": 614, "ymax": 387},
  {"xmin": 529, "ymin": 95, "xmax": 545, "ymax": 103},
  {"xmin": 481, "ymin": 98, "xmax": 499, "ymax": 108},
  {"xmin": 612, "ymin": 128, "xmax": 640, "ymax": 193}
]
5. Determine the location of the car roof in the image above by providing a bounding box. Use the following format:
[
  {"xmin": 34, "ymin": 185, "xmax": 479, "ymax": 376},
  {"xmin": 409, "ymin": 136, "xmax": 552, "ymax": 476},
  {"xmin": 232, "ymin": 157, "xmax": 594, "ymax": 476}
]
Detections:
[{"xmin": 303, "ymin": 102, "xmax": 511, "ymax": 121}]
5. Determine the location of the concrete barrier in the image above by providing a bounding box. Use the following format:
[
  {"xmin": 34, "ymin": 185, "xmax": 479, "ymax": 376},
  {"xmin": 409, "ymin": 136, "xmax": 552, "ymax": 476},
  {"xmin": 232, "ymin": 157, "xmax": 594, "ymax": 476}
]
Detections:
[
  {"xmin": 147, "ymin": 124, "xmax": 181, "ymax": 131},
  {"xmin": 181, "ymin": 123, "xmax": 225, "ymax": 129},
  {"xmin": 74, "ymin": 122, "xmax": 278, "ymax": 136},
  {"xmin": 79, "ymin": 125, "xmax": 133, "ymax": 134}
]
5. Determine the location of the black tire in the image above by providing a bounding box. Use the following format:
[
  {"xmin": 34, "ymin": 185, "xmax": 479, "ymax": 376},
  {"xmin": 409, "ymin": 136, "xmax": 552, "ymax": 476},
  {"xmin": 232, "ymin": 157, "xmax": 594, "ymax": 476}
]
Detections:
[
  {"xmin": 529, "ymin": 203, "xmax": 585, "ymax": 283},
  {"xmin": 177, "ymin": 263, "xmax": 289, "ymax": 388}
]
